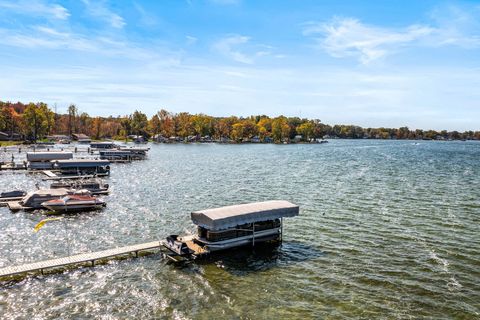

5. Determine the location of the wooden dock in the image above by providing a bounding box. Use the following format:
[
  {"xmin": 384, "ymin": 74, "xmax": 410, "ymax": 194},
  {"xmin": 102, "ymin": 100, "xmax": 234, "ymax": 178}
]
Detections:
[{"xmin": 0, "ymin": 240, "xmax": 164, "ymax": 280}]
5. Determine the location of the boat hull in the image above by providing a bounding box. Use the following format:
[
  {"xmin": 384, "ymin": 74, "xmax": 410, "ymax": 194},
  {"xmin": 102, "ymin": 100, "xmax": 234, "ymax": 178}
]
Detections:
[
  {"xmin": 163, "ymin": 228, "xmax": 281, "ymax": 259},
  {"xmin": 41, "ymin": 198, "xmax": 106, "ymax": 212}
]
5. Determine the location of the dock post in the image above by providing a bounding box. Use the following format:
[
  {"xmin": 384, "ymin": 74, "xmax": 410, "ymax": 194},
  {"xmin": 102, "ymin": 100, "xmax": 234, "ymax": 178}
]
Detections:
[
  {"xmin": 280, "ymin": 217, "xmax": 283, "ymax": 242},
  {"xmin": 252, "ymin": 223, "xmax": 255, "ymax": 247},
  {"xmin": 91, "ymin": 260, "xmax": 95, "ymax": 267}
]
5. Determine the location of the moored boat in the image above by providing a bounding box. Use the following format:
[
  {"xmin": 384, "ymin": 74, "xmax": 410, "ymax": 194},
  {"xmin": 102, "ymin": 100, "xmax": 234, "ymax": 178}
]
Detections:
[
  {"xmin": 50, "ymin": 178, "xmax": 109, "ymax": 195},
  {"xmin": 0, "ymin": 190, "xmax": 26, "ymax": 206},
  {"xmin": 7, "ymin": 188, "xmax": 92, "ymax": 211},
  {"xmin": 41, "ymin": 195, "xmax": 106, "ymax": 212},
  {"xmin": 162, "ymin": 200, "xmax": 299, "ymax": 261}
]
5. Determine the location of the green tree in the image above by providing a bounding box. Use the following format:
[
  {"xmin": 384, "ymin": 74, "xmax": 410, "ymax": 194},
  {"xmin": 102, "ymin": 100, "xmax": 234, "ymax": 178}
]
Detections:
[
  {"xmin": 120, "ymin": 117, "xmax": 132, "ymax": 139},
  {"xmin": 131, "ymin": 110, "xmax": 148, "ymax": 137},
  {"xmin": 23, "ymin": 103, "xmax": 48, "ymax": 142}
]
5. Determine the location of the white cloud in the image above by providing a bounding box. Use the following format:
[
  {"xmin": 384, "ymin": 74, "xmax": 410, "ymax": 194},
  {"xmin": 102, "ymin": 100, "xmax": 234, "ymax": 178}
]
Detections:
[
  {"xmin": 427, "ymin": 4, "xmax": 480, "ymax": 48},
  {"xmin": 186, "ymin": 35, "xmax": 198, "ymax": 45},
  {"xmin": 133, "ymin": 1, "xmax": 157, "ymax": 27},
  {"xmin": 2, "ymin": 62, "xmax": 479, "ymax": 131},
  {"xmin": 0, "ymin": 25, "xmax": 179, "ymax": 61},
  {"xmin": 303, "ymin": 17, "xmax": 434, "ymax": 64},
  {"xmin": 0, "ymin": 0, "xmax": 70, "ymax": 20},
  {"xmin": 304, "ymin": 5, "xmax": 480, "ymax": 64},
  {"xmin": 213, "ymin": 35, "xmax": 253, "ymax": 64},
  {"xmin": 81, "ymin": 0, "xmax": 126, "ymax": 29},
  {"xmin": 0, "ymin": 27, "xmax": 96, "ymax": 51}
]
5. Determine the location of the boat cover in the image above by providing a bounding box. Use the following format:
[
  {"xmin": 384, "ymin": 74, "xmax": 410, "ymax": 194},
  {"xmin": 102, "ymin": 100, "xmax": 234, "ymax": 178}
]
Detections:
[
  {"xmin": 27, "ymin": 152, "xmax": 73, "ymax": 162},
  {"xmin": 54, "ymin": 159, "xmax": 110, "ymax": 167},
  {"xmin": 191, "ymin": 200, "xmax": 299, "ymax": 230}
]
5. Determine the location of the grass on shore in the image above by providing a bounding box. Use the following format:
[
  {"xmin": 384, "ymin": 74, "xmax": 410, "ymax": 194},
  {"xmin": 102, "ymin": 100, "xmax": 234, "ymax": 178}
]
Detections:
[{"xmin": 0, "ymin": 141, "xmax": 23, "ymax": 147}]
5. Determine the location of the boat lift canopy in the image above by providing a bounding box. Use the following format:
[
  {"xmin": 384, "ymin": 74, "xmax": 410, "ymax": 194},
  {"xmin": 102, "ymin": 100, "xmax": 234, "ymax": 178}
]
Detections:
[{"xmin": 191, "ymin": 200, "xmax": 299, "ymax": 230}]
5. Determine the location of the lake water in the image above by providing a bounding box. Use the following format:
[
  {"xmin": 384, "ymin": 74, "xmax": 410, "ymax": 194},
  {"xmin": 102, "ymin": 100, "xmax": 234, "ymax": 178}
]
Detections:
[{"xmin": 0, "ymin": 140, "xmax": 479, "ymax": 319}]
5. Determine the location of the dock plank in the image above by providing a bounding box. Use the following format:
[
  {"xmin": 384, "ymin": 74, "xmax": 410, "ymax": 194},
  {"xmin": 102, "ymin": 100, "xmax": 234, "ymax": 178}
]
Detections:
[{"xmin": 0, "ymin": 241, "xmax": 164, "ymax": 278}]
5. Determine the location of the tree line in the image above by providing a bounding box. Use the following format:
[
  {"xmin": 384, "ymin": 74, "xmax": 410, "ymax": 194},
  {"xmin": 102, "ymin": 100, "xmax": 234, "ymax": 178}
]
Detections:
[{"xmin": 1, "ymin": 101, "xmax": 479, "ymax": 142}]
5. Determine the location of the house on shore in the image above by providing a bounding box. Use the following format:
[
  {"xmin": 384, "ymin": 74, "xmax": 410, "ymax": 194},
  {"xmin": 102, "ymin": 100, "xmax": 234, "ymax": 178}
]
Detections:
[{"xmin": 72, "ymin": 133, "xmax": 91, "ymax": 142}]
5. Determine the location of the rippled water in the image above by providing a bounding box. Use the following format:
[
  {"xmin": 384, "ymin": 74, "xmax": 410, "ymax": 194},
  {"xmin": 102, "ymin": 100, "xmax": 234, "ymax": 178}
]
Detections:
[{"xmin": 1, "ymin": 140, "xmax": 479, "ymax": 319}]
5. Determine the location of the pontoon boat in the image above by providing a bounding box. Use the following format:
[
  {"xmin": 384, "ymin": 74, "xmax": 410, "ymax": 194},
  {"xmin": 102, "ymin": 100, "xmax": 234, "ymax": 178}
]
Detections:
[
  {"xmin": 42, "ymin": 195, "xmax": 106, "ymax": 212},
  {"xmin": 162, "ymin": 200, "xmax": 299, "ymax": 261}
]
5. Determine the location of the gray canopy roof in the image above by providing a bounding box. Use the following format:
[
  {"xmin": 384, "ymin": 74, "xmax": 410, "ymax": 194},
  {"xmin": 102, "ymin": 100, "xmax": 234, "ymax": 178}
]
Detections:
[
  {"xmin": 191, "ymin": 200, "xmax": 299, "ymax": 230},
  {"xmin": 27, "ymin": 152, "xmax": 73, "ymax": 162}
]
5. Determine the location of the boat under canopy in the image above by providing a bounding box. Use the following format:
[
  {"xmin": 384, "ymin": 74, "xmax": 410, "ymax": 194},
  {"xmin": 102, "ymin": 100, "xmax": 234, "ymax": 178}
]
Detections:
[{"xmin": 191, "ymin": 200, "xmax": 299, "ymax": 231}]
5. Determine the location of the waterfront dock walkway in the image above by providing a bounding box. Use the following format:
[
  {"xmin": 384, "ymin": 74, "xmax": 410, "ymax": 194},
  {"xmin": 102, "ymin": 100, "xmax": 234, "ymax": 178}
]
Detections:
[{"xmin": 0, "ymin": 240, "xmax": 164, "ymax": 280}]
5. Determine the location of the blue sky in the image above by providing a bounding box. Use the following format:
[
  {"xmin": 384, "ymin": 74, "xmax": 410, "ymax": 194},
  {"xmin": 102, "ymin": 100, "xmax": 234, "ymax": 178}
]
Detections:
[{"xmin": 0, "ymin": 0, "xmax": 479, "ymax": 130}]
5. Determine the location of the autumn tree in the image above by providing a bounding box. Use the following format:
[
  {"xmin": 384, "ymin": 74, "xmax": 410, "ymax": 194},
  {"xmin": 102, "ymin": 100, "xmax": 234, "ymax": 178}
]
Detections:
[
  {"xmin": 78, "ymin": 112, "xmax": 91, "ymax": 134},
  {"xmin": 231, "ymin": 122, "xmax": 244, "ymax": 142},
  {"xmin": 214, "ymin": 116, "xmax": 237, "ymax": 139},
  {"xmin": 92, "ymin": 117, "xmax": 103, "ymax": 139},
  {"xmin": 67, "ymin": 104, "xmax": 77, "ymax": 136},
  {"xmin": 241, "ymin": 119, "xmax": 258, "ymax": 138},
  {"xmin": 148, "ymin": 114, "xmax": 161, "ymax": 136},
  {"xmin": 271, "ymin": 116, "xmax": 290, "ymax": 143},
  {"xmin": 191, "ymin": 114, "xmax": 214, "ymax": 137},
  {"xmin": 296, "ymin": 121, "xmax": 315, "ymax": 141},
  {"xmin": 256, "ymin": 117, "xmax": 272, "ymax": 141},
  {"xmin": 0, "ymin": 106, "xmax": 22, "ymax": 137},
  {"xmin": 175, "ymin": 112, "xmax": 193, "ymax": 138},
  {"xmin": 157, "ymin": 109, "xmax": 176, "ymax": 137}
]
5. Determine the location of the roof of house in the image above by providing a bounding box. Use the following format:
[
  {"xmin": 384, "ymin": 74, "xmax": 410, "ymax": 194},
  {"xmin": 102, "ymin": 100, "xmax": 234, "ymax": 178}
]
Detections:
[
  {"xmin": 191, "ymin": 200, "xmax": 299, "ymax": 230},
  {"xmin": 72, "ymin": 133, "xmax": 90, "ymax": 139}
]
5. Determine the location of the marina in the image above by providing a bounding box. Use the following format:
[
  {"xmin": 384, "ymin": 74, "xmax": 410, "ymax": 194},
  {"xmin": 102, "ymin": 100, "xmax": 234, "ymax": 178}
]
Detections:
[
  {"xmin": 0, "ymin": 200, "xmax": 299, "ymax": 278},
  {"xmin": 1, "ymin": 140, "xmax": 479, "ymax": 319}
]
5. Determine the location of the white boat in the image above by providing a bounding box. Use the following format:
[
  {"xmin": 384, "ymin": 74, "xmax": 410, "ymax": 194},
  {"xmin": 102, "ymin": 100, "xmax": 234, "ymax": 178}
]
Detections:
[
  {"xmin": 162, "ymin": 200, "xmax": 299, "ymax": 260},
  {"xmin": 7, "ymin": 188, "xmax": 92, "ymax": 211},
  {"xmin": 41, "ymin": 195, "xmax": 106, "ymax": 212}
]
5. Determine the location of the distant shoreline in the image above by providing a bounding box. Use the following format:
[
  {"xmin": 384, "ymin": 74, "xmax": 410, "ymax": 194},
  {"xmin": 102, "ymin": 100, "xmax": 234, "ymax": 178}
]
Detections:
[
  {"xmin": 1, "ymin": 101, "xmax": 479, "ymax": 143},
  {"xmin": 2, "ymin": 138, "xmax": 478, "ymax": 148}
]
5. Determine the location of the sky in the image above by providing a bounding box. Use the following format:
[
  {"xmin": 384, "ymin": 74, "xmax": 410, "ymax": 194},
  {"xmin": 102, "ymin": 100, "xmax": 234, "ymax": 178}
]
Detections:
[{"xmin": 0, "ymin": 0, "xmax": 479, "ymax": 130}]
